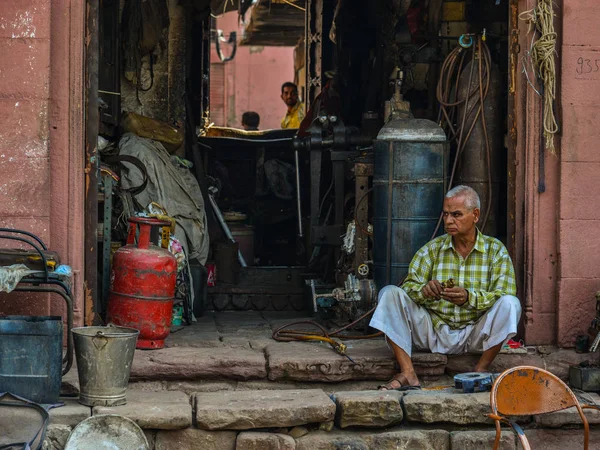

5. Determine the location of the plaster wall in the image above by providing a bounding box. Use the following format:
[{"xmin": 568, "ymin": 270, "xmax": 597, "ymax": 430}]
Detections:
[
  {"xmin": 556, "ymin": 0, "xmax": 600, "ymax": 346},
  {"xmin": 0, "ymin": 1, "xmax": 85, "ymax": 325},
  {"xmin": 212, "ymin": 12, "xmax": 296, "ymax": 130}
]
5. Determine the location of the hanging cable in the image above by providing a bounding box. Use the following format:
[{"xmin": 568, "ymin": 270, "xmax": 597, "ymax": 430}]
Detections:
[{"xmin": 434, "ymin": 34, "xmax": 493, "ymax": 235}]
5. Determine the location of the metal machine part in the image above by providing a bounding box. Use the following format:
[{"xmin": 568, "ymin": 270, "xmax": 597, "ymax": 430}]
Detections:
[
  {"xmin": 207, "ymin": 186, "xmax": 248, "ymax": 267},
  {"xmin": 292, "ymin": 116, "xmax": 371, "ymax": 248},
  {"xmin": 294, "ymin": 149, "xmax": 303, "ymax": 238},
  {"xmin": 308, "ymin": 274, "xmax": 376, "ymax": 314},
  {"xmin": 384, "ymin": 68, "xmax": 412, "ymax": 123}
]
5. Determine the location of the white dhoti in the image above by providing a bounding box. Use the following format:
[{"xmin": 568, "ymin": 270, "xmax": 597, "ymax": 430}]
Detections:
[{"xmin": 369, "ymin": 286, "xmax": 522, "ymax": 357}]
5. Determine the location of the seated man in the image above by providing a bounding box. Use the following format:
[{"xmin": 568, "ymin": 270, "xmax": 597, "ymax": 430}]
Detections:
[{"xmin": 370, "ymin": 185, "xmax": 521, "ymax": 390}]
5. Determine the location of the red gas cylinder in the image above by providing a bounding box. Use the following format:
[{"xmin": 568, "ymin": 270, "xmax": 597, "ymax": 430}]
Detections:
[{"xmin": 107, "ymin": 217, "xmax": 177, "ymax": 349}]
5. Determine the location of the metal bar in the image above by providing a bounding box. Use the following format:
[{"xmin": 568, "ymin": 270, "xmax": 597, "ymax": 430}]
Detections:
[
  {"xmin": 310, "ymin": 150, "xmax": 322, "ymax": 227},
  {"xmin": 386, "ymin": 142, "xmax": 394, "ymax": 285},
  {"xmin": 354, "ymin": 165, "xmax": 372, "ymax": 275},
  {"xmin": 85, "ymin": 0, "xmax": 100, "ymax": 325},
  {"xmin": 0, "ymin": 228, "xmax": 48, "ymax": 250},
  {"xmin": 334, "ymin": 160, "xmax": 345, "ymax": 225},
  {"xmin": 101, "ymin": 175, "xmax": 113, "ymax": 314},
  {"xmin": 294, "ymin": 150, "xmax": 303, "ymax": 237},
  {"xmin": 207, "ymin": 192, "xmax": 248, "ymax": 267}
]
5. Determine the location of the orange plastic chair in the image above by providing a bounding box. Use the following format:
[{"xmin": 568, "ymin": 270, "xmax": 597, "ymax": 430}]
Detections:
[{"xmin": 488, "ymin": 366, "xmax": 600, "ymax": 450}]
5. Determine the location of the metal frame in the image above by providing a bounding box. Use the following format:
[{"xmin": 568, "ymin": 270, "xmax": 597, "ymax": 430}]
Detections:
[
  {"xmin": 85, "ymin": 0, "xmax": 100, "ymax": 325},
  {"xmin": 0, "ymin": 228, "xmax": 74, "ymax": 375}
]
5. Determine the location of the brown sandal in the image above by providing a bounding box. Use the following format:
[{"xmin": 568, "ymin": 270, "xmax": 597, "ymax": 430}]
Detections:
[{"xmin": 378, "ymin": 373, "xmax": 422, "ymax": 391}]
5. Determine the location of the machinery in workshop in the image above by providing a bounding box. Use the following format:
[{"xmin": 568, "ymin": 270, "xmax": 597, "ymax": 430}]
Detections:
[
  {"xmin": 293, "ymin": 72, "xmax": 449, "ymax": 327},
  {"xmin": 291, "ymin": 9, "xmax": 505, "ymax": 329}
]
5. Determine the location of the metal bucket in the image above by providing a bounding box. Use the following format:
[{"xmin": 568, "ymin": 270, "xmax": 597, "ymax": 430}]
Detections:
[{"xmin": 72, "ymin": 326, "xmax": 139, "ymax": 407}]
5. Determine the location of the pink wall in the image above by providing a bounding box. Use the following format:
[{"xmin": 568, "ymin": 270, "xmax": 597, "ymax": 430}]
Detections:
[
  {"xmin": 0, "ymin": 1, "xmax": 85, "ymax": 326},
  {"xmin": 556, "ymin": 0, "xmax": 600, "ymax": 346},
  {"xmin": 212, "ymin": 12, "xmax": 296, "ymax": 130},
  {"xmin": 519, "ymin": 0, "xmax": 600, "ymax": 347}
]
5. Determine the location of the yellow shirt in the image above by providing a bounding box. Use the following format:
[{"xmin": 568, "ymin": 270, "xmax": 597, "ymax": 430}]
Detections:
[{"xmin": 281, "ymin": 102, "xmax": 305, "ymax": 129}]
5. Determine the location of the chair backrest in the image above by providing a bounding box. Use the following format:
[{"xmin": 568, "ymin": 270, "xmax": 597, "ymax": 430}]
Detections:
[{"xmin": 490, "ymin": 366, "xmax": 580, "ymax": 416}]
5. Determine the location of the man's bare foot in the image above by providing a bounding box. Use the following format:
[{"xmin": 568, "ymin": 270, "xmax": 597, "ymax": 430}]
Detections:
[{"xmin": 378, "ymin": 371, "xmax": 421, "ymax": 391}]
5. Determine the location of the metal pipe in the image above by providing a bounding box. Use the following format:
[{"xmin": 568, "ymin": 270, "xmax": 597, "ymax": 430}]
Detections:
[
  {"xmin": 294, "ymin": 149, "xmax": 303, "ymax": 237},
  {"xmin": 84, "ymin": 0, "xmax": 100, "ymax": 325},
  {"xmin": 310, "ymin": 279, "xmax": 318, "ymax": 313},
  {"xmin": 207, "ymin": 191, "xmax": 248, "ymax": 267}
]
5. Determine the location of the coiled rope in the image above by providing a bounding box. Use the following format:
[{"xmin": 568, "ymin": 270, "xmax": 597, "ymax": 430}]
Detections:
[{"xmin": 520, "ymin": 0, "xmax": 558, "ymax": 153}]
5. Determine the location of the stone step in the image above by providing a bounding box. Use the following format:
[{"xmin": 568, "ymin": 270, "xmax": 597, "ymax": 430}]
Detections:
[
  {"xmin": 93, "ymin": 390, "xmax": 192, "ymax": 430},
  {"xmin": 265, "ymin": 340, "xmax": 447, "ymax": 383},
  {"xmin": 194, "ymin": 389, "xmax": 336, "ymax": 430},
  {"xmin": 126, "ymin": 339, "xmax": 448, "ymax": 384},
  {"xmin": 130, "ymin": 347, "xmax": 268, "ymax": 381},
  {"xmin": 44, "ymin": 385, "xmax": 600, "ymax": 450},
  {"xmin": 43, "ymin": 422, "xmax": 600, "ymax": 450}
]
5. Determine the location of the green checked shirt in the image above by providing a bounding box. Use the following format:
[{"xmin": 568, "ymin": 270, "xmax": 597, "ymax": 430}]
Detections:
[{"xmin": 401, "ymin": 230, "xmax": 517, "ymax": 330}]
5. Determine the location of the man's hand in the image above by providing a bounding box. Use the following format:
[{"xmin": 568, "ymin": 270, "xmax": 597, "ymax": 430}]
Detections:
[
  {"xmin": 422, "ymin": 280, "xmax": 443, "ymax": 300},
  {"xmin": 441, "ymin": 287, "xmax": 469, "ymax": 306}
]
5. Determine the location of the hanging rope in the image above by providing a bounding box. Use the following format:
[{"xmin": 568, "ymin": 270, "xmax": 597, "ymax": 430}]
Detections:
[{"xmin": 519, "ymin": 0, "xmax": 558, "ymax": 153}]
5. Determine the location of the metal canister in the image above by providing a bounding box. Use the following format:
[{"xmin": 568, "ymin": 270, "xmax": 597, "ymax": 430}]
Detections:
[
  {"xmin": 107, "ymin": 217, "xmax": 177, "ymax": 349},
  {"xmin": 373, "ymin": 118, "xmax": 448, "ymax": 287}
]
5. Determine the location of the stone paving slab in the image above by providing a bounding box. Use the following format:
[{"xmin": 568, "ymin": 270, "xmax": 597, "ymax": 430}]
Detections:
[
  {"xmin": 131, "ymin": 347, "xmax": 267, "ymax": 380},
  {"xmin": 236, "ymin": 432, "xmax": 296, "ymax": 450},
  {"xmin": 154, "ymin": 429, "xmax": 237, "ymax": 450},
  {"xmin": 535, "ymin": 393, "xmax": 600, "ymax": 427},
  {"xmin": 215, "ymin": 311, "xmax": 271, "ymax": 333},
  {"xmin": 403, "ymin": 390, "xmax": 493, "ymax": 425},
  {"xmin": 49, "ymin": 399, "xmax": 91, "ymax": 427},
  {"xmin": 294, "ymin": 430, "xmax": 370, "ymax": 450},
  {"xmin": 446, "ymin": 349, "xmax": 600, "ymax": 381},
  {"xmin": 235, "ymin": 379, "xmax": 381, "ymax": 394},
  {"xmin": 164, "ymin": 380, "xmax": 238, "ymax": 394},
  {"xmin": 446, "ymin": 353, "xmax": 545, "ymax": 377},
  {"xmin": 332, "ymin": 390, "xmax": 404, "ymax": 428},
  {"xmin": 42, "ymin": 424, "xmax": 71, "ymax": 450},
  {"xmin": 93, "ymin": 390, "xmax": 192, "ymax": 430},
  {"xmin": 164, "ymin": 332, "xmax": 223, "ymax": 348},
  {"xmin": 266, "ymin": 340, "xmax": 446, "ymax": 382},
  {"xmin": 366, "ymin": 429, "xmax": 450, "ymax": 450},
  {"xmin": 524, "ymin": 429, "xmax": 600, "ymax": 450},
  {"xmin": 295, "ymin": 429, "xmax": 450, "ymax": 450},
  {"xmin": 195, "ymin": 389, "xmax": 336, "ymax": 430},
  {"xmin": 450, "ymin": 430, "xmax": 516, "ymax": 450},
  {"xmin": 541, "ymin": 349, "xmax": 600, "ymax": 380}
]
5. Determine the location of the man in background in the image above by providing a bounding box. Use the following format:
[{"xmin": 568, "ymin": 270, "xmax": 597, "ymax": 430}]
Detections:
[
  {"xmin": 280, "ymin": 82, "xmax": 305, "ymax": 129},
  {"xmin": 241, "ymin": 111, "xmax": 260, "ymax": 131}
]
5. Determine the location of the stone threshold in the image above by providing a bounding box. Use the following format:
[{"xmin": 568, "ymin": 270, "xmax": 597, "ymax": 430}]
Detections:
[{"xmin": 125, "ymin": 340, "xmax": 598, "ymax": 384}]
